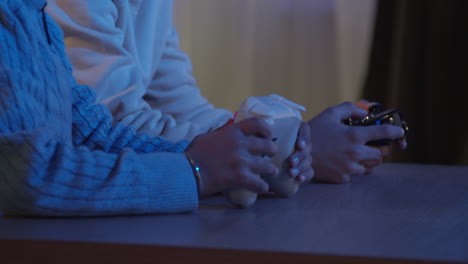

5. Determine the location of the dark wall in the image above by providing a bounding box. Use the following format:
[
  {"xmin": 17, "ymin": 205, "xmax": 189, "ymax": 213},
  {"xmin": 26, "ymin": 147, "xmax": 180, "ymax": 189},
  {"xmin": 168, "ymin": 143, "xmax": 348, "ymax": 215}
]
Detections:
[{"xmin": 363, "ymin": 0, "xmax": 468, "ymax": 165}]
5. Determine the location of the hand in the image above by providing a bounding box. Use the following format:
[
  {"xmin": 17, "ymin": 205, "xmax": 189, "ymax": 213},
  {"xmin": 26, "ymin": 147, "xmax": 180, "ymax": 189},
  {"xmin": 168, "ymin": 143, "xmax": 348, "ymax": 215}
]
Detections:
[
  {"xmin": 307, "ymin": 102, "xmax": 405, "ymax": 183},
  {"xmin": 287, "ymin": 122, "xmax": 314, "ymax": 183},
  {"xmin": 185, "ymin": 117, "xmax": 279, "ymax": 197},
  {"xmin": 354, "ymin": 100, "xmax": 408, "ymax": 173}
]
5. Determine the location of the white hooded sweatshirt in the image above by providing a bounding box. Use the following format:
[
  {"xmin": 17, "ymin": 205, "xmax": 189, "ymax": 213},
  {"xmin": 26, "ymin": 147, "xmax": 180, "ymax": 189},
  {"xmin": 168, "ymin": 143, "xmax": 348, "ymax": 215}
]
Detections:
[{"xmin": 47, "ymin": 0, "xmax": 232, "ymax": 141}]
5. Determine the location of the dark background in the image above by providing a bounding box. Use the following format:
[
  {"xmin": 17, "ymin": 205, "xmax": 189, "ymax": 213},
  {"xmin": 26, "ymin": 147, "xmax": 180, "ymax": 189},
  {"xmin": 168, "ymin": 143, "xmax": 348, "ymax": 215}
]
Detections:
[{"xmin": 363, "ymin": 0, "xmax": 468, "ymax": 165}]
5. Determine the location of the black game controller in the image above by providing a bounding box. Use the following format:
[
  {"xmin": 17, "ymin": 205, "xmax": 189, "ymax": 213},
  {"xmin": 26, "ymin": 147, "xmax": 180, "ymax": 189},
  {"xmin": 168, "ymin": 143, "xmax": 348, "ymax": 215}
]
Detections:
[{"xmin": 343, "ymin": 104, "xmax": 409, "ymax": 146}]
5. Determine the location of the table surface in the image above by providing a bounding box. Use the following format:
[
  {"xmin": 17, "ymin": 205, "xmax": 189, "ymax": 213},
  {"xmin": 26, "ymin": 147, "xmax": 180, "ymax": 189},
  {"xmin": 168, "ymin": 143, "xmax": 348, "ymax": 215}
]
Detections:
[{"xmin": 1, "ymin": 163, "xmax": 468, "ymax": 263}]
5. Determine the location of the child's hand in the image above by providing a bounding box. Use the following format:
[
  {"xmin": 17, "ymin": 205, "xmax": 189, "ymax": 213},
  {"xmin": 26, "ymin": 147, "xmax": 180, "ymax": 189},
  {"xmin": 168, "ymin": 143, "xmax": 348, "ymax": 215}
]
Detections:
[
  {"xmin": 307, "ymin": 102, "xmax": 405, "ymax": 183},
  {"xmin": 355, "ymin": 100, "xmax": 408, "ymax": 174},
  {"xmin": 287, "ymin": 122, "xmax": 314, "ymax": 183}
]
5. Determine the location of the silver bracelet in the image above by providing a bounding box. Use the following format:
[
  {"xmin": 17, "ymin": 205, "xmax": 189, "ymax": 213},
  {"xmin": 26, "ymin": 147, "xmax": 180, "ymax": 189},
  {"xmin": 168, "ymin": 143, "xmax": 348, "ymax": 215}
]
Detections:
[{"xmin": 184, "ymin": 153, "xmax": 201, "ymax": 195}]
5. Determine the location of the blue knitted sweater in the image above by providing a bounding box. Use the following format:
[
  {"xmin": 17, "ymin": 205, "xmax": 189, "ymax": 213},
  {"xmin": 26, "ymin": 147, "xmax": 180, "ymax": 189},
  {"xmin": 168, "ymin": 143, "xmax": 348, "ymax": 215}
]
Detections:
[{"xmin": 0, "ymin": 0, "xmax": 198, "ymax": 216}]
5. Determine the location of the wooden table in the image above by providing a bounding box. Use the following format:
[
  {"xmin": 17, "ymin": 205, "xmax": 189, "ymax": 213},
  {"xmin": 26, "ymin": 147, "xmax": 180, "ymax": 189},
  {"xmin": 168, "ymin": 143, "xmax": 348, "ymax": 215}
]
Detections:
[{"xmin": 1, "ymin": 163, "xmax": 467, "ymax": 263}]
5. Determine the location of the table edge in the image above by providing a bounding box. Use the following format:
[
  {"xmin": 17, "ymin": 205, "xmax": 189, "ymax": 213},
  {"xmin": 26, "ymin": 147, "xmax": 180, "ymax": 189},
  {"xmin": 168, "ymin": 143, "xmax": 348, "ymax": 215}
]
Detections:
[{"xmin": 1, "ymin": 239, "xmax": 462, "ymax": 264}]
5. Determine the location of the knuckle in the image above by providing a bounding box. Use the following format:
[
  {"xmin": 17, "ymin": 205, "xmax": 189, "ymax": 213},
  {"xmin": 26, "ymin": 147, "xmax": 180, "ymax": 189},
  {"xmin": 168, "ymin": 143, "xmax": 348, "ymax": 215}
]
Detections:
[
  {"xmin": 243, "ymin": 174, "xmax": 266, "ymax": 192},
  {"xmin": 373, "ymin": 148, "xmax": 384, "ymax": 158},
  {"xmin": 268, "ymin": 164, "xmax": 279, "ymax": 175},
  {"xmin": 343, "ymin": 163, "xmax": 356, "ymax": 174},
  {"xmin": 254, "ymin": 137, "xmax": 266, "ymax": 147},
  {"xmin": 247, "ymin": 138, "xmax": 266, "ymax": 154},
  {"xmin": 224, "ymin": 128, "xmax": 243, "ymax": 143},
  {"xmin": 229, "ymin": 139, "xmax": 243, "ymax": 150},
  {"xmin": 299, "ymin": 152, "xmax": 312, "ymax": 166},
  {"xmin": 250, "ymin": 116, "xmax": 263, "ymax": 124},
  {"xmin": 268, "ymin": 141, "xmax": 279, "ymax": 155},
  {"xmin": 344, "ymin": 128, "xmax": 361, "ymax": 143},
  {"xmin": 257, "ymin": 158, "xmax": 275, "ymax": 174},
  {"xmin": 231, "ymin": 155, "xmax": 248, "ymax": 168},
  {"xmin": 256, "ymin": 139, "xmax": 274, "ymax": 153},
  {"xmin": 381, "ymin": 125, "xmax": 395, "ymax": 137},
  {"xmin": 380, "ymin": 125, "xmax": 402, "ymax": 139},
  {"xmin": 250, "ymin": 117, "xmax": 267, "ymax": 128},
  {"xmin": 234, "ymin": 168, "xmax": 250, "ymax": 182},
  {"xmin": 324, "ymin": 106, "xmax": 338, "ymax": 116},
  {"xmin": 344, "ymin": 148, "xmax": 360, "ymax": 160},
  {"xmin": 342, "ymin": 101, "xmax": 354, "ymax": 108}
]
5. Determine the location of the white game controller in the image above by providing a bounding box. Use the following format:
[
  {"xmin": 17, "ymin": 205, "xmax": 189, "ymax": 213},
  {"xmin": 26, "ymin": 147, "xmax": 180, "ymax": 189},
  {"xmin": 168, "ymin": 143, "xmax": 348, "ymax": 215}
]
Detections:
[{"xmin": 225, "ymin": 94, "xmax": 306, "ymax": 208}]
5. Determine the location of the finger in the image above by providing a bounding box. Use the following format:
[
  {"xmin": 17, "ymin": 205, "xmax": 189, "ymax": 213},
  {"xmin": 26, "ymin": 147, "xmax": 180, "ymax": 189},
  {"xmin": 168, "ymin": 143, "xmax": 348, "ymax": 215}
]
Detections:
[
  {"xmin": 288, "ymin": 151, "xmax": 312, "ymax": 177},
  {"xmin": 349, "ymin": 163, "xmax": 366, "ymax": 176},
  {"xmin": 396, "ymin": 137, "xmax": 407, "ymax": 149},
  {"xmin": 361, "ymin": 159, "xmax": 382, "ymax": 175},
  {"xmin": 295, "ymin": 123, "xmax": 310, "ymax": 151},
  {"xmin": 249, "ymin": 156, "xmax": 279, "ymax": 177},
  {"xmin": 350, "ymin": 145, "xmax": 382, "ymax": 162},
  {"xmin": 374, "ymin": 145, "xmax": 392, "ymax": 156},
  {"xmin": 328, "ymin": 101, "xmax": 368, "ymax": 120},
  {"xmin": 358, "ymin": 124, "xmax": 405, "ymax": 142},
  {"xmin": 361, "ymin": 157, "xmax": 383, "ymax": 171},
  {"xmin": 246, "ymin": 137, "xmax": 278, "ymax": 157},
  {"xmin": 290, "ymin": 157, "xmax": 313, "ymax": 181},
  {"xmin": 237, "ymin": 117, "xmax": 272, "ymax": 139},
  {"xmin": 241, "ymin": 171, "xmax": 270, "ymax": 193},
  {"xmin": 296, "ymin": 167, "xmax": 315, "ymax": 183},
  {"xmin": 288, "ymin": 149, "xmax": 308, "ymax": 167}
]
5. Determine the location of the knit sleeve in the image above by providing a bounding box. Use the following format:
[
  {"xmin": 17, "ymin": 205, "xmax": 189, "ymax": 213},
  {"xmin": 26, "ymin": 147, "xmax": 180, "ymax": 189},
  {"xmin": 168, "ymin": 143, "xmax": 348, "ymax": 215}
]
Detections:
[
  {"xmin": 0, "ymin": 69, "xmax": 198, "ymax": 217},
  {"xmin": 71, "ymin": 83, "xmax": 190, "ymax": 154}
]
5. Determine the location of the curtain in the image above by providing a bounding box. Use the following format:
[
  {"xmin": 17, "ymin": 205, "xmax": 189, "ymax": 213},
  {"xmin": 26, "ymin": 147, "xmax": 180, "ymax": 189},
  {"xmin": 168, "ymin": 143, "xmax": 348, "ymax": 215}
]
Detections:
[
  {"xmin": 363, "ymin": 0, "xmax": 468, "ymax": 165},
  {"xmin": 173, "ymin": 0, "xmax": 377, "ymax": 120}
]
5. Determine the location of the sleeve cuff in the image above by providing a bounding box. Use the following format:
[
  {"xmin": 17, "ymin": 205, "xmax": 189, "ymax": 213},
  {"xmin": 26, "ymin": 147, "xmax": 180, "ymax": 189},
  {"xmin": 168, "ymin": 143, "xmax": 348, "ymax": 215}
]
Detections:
[{"xmin": 139, "ymin": 152, "xmax": 198, "ymax": 213}]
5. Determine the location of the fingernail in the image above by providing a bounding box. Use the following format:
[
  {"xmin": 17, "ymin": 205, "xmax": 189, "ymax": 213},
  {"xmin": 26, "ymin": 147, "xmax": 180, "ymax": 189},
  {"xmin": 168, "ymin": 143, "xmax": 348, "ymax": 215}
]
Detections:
[
  {"xmin": 402, "ymin": 140, "xmax": 408, "ymax": 147},
  {"xmin": 298, "ymin": 175, "xmax": 305, "ymax": 183},
  {"xmin": 299, "ymin": 140, "xmax": 307, "ymax": 149},
  {"xmin": 292, "ymin": 157, "xmax": 300, "ymax": 166},
  {"xmin": 289, "ymin": 168, "xmax": 299, "ymax": 177}
]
